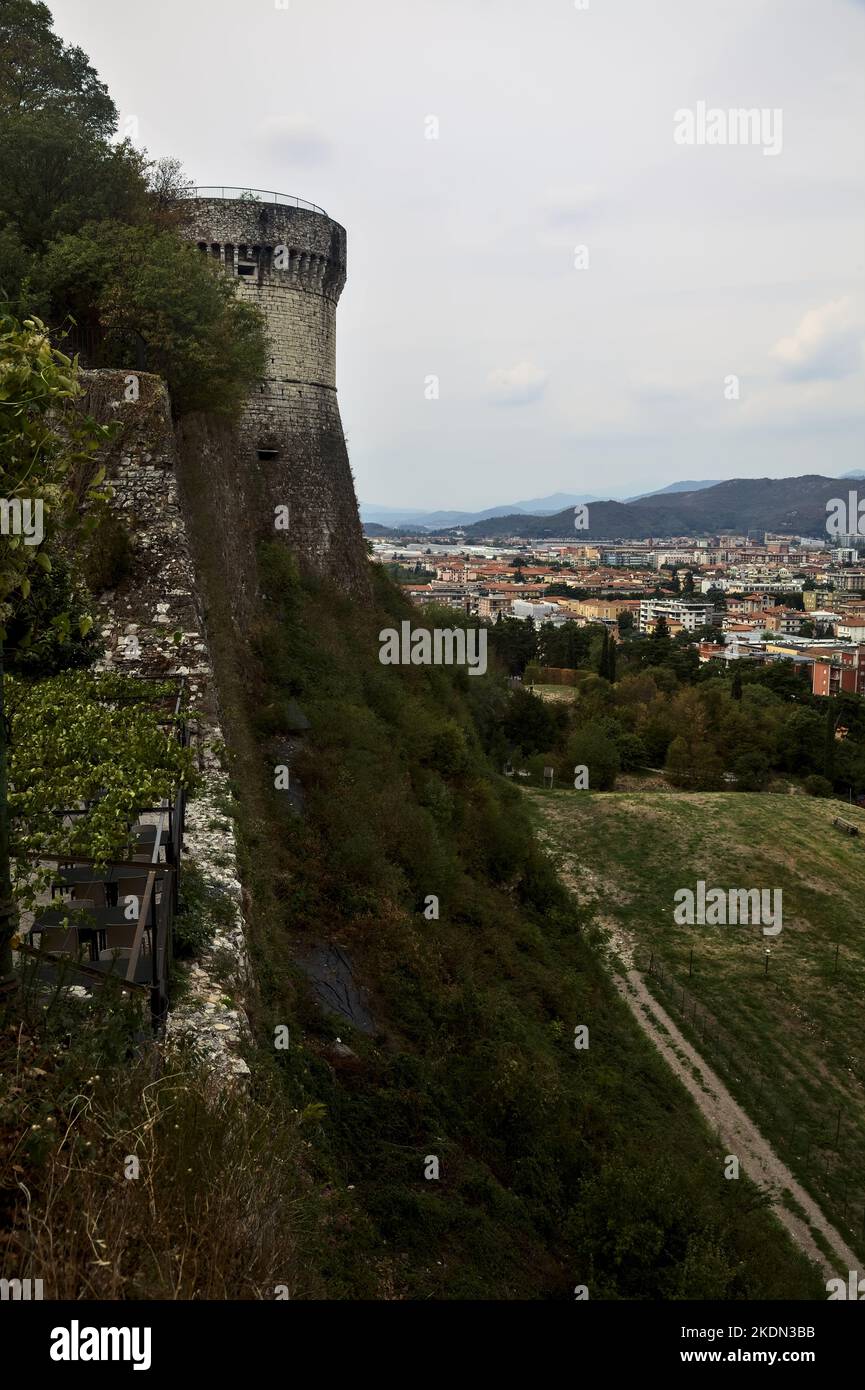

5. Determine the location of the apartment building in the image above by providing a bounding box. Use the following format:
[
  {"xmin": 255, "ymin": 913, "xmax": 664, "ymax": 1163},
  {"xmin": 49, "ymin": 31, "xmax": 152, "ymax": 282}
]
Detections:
[
  {"xmin": 638, "ymin": 597, "xmax": 718, "ymax": 633},
  {"xmin": 835, "ymin": 570, "xmax": 865, "ymax": 593},
  {"xmin": 476, "ymin": 594, "xmax": 513, "ymax": 619},
  {"xmin": 811, "ymin": 644, "xmax": 865, "ymax": 698},
  {"xmin": 559, "ymin": 597, "xmax": 642, "ymax": 625}
]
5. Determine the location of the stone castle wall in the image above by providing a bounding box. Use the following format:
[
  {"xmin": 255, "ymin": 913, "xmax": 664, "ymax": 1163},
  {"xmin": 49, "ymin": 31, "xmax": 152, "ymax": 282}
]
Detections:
[
  {"xmin": 78, "ymin": 370, "xmax": 252, "ymax": 1085},
  {"xmin": 182, "ymin": 196, "xmax": 368, "ymax": 596}
]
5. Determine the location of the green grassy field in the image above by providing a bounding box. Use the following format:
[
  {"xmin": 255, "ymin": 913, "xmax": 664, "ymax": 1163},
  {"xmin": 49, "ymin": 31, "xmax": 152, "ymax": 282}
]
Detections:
[{"xmin": 525, "ymin": 787, "xmax": 865, "ymax": 1260}]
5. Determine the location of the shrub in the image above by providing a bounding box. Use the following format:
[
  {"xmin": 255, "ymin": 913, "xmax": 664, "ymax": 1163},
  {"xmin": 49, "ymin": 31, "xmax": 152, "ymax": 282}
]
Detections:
[{"xmin": 803, "ymin": 774, "xmax": 833, "ymax": 798}]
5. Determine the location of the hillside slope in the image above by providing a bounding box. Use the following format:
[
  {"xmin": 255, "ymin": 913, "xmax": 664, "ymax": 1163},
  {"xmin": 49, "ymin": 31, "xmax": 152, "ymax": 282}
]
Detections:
[
  {"xmin": 173, "ymin": 428, "xmax": 826, "ymax": 1297},
  {"xmin": 526, "ymin": 787, "xmax": 865, "ymax": 1272}
]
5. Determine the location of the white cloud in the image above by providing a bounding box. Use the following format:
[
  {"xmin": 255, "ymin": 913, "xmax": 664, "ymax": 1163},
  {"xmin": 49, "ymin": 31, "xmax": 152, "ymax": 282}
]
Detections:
[
  {"xmin": 542, "ymin": 185, "xmax": 603, "ymax": 226},
  {"xmin": 255, "ymin": 115, "xmax": 331, "ymax": 165},
  {"xmin": 486, "ymin": 361, "xmax": 548, "ymax": 406},
  {"xmin": 770, "ymin": 298, "xmax": 863, "ymax": 381}
]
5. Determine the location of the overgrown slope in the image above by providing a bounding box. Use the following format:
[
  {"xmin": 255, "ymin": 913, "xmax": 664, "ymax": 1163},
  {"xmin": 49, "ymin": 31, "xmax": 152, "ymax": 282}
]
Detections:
[
  {"xmin": 526, "ymin": 787, "xmax": 865, "ymax": 1271},
  {"xmin": 175, "ymin": 449, "xmax": 825, "ymax": 1297}
]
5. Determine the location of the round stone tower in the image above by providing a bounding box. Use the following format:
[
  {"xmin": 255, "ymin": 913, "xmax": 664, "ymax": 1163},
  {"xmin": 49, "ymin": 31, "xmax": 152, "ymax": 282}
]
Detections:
[{"xmin": 182, "ymin": 188, "xmax": 368, "ymax": 593}]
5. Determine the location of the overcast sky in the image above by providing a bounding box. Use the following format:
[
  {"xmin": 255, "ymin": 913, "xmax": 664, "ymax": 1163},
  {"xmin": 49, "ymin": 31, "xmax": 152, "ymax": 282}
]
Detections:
[{"xmin": 50, "ymin": 0, "xmax": 865, "ymax": 509}]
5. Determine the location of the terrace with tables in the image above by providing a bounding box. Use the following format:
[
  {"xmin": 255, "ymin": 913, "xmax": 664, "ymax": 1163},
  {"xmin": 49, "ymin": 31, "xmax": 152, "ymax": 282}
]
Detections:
[{"xmin": 14, "ymin": 678, "xmax": 189, "ymax": 1027}]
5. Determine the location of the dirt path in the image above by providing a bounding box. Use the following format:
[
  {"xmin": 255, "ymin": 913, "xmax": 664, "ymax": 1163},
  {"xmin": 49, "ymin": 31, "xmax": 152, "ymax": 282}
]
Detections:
[
  {"xmin": 525, "ymin": 791, "xmax": 861, "ymax": 1282},
  {"xmin": 612, "ymin": 958, "xmax": 859, "ymax": 1281}
]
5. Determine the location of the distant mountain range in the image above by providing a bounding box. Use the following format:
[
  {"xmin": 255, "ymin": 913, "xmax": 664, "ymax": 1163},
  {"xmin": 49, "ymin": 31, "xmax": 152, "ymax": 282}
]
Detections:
[
  {"xmin": 360, "ymin": 492, "xmax": 600, "ymax": 529},
  {"xmin": 364, "ymin": 474, "xmax": 865, "ymax": 542},
  {"xmin": 362, "ymin": 479, "xmax": 768, "ymax": 530}
]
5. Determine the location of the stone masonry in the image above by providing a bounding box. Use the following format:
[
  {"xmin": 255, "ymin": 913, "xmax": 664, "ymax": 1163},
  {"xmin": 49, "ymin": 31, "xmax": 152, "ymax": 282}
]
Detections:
[
  {"xmin": 79, "ymin": 370, "xmax": 252, "ymax": 1086},
  {"xmin": 182, "ymin": 194, "xmax": 369, "ymax": 597}
]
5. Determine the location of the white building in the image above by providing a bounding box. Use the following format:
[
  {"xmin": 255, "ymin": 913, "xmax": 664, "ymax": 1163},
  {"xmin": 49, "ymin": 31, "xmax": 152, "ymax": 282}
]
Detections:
[
  {"xmin": 511, "ymin": 599, "xmax": 565, "ymax": 624},
  {"xmin": 638, "ymin": 598, "xmax": 718, "ymax": 633}
]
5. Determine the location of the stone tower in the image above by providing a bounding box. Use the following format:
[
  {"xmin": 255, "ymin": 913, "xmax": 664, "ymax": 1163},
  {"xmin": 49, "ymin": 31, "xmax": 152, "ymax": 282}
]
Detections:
[{"xmin": 183, "ymin": 188, "xmax": 368, "ymax": 594}]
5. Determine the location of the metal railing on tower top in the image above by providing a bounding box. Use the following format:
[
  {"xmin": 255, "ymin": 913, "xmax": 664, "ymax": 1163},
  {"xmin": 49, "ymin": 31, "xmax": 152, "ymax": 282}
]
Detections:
[{"xmin": 183, "ymin": 186, "xmax": 327, "ymax": 215}]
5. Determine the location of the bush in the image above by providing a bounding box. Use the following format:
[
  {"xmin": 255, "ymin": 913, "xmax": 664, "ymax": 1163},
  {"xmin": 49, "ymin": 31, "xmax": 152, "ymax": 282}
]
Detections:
[
  {"xmin": 803, "ymin": 774, "xmax": 833, "ymax": 798},
  {"xmin": 173, "ymin": 862, "xmax": 235, "ymax": 959}
]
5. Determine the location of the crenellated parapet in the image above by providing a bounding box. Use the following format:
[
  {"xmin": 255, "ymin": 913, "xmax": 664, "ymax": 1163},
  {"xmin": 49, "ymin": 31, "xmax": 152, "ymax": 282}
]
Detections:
[{"xmin": 185, "ymin": 196, "xmax": 347, "ymax": 303}]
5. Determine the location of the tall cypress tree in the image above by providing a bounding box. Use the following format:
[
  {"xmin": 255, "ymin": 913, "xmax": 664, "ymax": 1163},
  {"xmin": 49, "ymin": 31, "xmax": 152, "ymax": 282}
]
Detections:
[{"xmin": 823, "ymin": 697, "xmax": 837, "ymax": 783}]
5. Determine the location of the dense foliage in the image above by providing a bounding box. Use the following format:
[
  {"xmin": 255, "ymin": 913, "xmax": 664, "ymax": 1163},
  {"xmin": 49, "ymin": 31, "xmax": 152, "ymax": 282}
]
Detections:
[
  {"xmin": 171, "ymin": 486, "xmax": 823, "ymax": 1297},
  {"xmin": 0, "ymin": 1, "xmax": 267, "ymax": 415},
  {"xmin": 7, "ymin": 671, "xmax": 195, "ymax": 883},
  {"xmin": 489, "ymin": 613, "xmax": 865, "ymax": 797}
]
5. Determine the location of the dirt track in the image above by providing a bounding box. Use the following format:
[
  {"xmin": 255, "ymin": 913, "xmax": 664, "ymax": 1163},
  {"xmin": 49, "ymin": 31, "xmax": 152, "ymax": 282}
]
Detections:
[{"xmin": 612, "ymin": 958, "xmax": 859, "ymax": 1282}]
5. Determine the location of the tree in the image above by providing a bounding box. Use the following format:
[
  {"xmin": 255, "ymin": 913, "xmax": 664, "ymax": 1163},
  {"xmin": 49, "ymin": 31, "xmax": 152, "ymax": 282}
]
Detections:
[
  {"xmin": 597, "ymin": 629, "xmax": 617, "ymax": 682},
  {"xmin": 823, "ymin": 698, "xmax": 838, "ymax": 783},
  {"xmin": 36, "ymin": 221, "xmax": 267, "ymax": 414},
  {"xmin": 0, "ymin": 0, "xmax": 116, "ymax": 136},
  {"xmin": 600, "ymin": 628, "xmax": 614, "ymax": 681},
  {"xmin": 731, "ymin": 668, "xmax": 743, "ymax": 702},
  {"xmin": 502, "ymin": 687, "xmax": 560, "ymax": 755},
  {"xmin": 683, "ymin": 570, "xmax": 695, "ymax": 596},
  {"xmin": 665, "ymin": 734, "xmax": 725, "ymax": 790},
  {"xmin": 0, "ymin": 313, "xmax": 111, "ymax": 997},
  {"xmin": 563, "ymin": 723, "xmax": 620, "ymax": 791},
  {"xmin": 487, "ymin": 615, "xmax": 538, "ymax": 675},
  {"xmin": 0, "ymin": 117, "xmax": 147, "ymax": 272}
]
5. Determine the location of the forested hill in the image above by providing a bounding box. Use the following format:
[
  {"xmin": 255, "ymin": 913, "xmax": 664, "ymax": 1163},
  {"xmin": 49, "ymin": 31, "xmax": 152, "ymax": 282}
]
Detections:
[{"xmin": 448, "ymin": 475, "xmax": 850, "ymax": 539}]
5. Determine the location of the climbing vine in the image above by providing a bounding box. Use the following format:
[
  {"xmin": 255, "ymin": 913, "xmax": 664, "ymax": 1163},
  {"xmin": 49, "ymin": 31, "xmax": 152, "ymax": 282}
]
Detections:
[{"xmin": 7, "ymin": 671, "xmax": 196, "ymax": 903}]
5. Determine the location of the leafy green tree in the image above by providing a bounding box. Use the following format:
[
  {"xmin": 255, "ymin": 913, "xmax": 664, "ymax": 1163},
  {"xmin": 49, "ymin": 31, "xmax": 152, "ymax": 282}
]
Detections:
[
  {"xmin": 596, "ymin": 628, "xmax": 617, "ymax": 682},
  {"xmin": 36, "ymin": 221, "xmax": 267, "ymax": 414},
  {"xmin": 0, "ymin": 117, "xmax": 147, "ymax": 284},
  {"xmin": 775, "ymin": 707, "xmax": 823, "ymax": 775},
  {"xmin": 665, "ymin": 734, "xmax": 725, "ymax": 790},
  {"xmin": 536, "ymin": 619, "xmax": 593, "ymax": 670},
  {"xmin": 563, "ymin": 723, "xmax": 620, "ymax": 791},
  {"xmin": 487, "ymin": 615, "xmax": 537, "ymax": 676},
  {"xmin": 502, "ymin": 686, "xmax": 561, "ymax": 755},
  {"xmin": 0, "ymin": 0, "xmax": 116, "ymax": 135}
]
